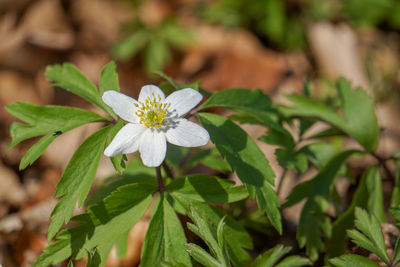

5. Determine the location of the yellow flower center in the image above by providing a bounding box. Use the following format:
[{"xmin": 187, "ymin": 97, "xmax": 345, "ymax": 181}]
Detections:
[{"xmin": 134, "ymin": 93, "xmax": 170, "ymax": 128}]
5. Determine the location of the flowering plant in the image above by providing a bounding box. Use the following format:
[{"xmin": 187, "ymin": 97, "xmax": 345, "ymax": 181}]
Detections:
[{"xmin": 6, "ymin": 61, "xmax": 399, "ymax": 267}]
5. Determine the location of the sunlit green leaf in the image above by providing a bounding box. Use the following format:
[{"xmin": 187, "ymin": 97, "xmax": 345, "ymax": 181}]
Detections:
[
  {"xmin": 34, "ymin": 183, "xmax": 155, "ymax": 267},
  {"xmin": 5, "ymin": 102, "xmax": 108, "ymax": 170},
  {"xmin": 45, "ymin": 63, "xmax": 113, "ymax": 114},
  {"xmin": 167, "ymin": 175, "xmax": 248, "ymax": 203},
  {"xmin": 140, "ymin": 194, "xmax": 192, "ymax": 267},
  {"xmin": 48, "ymin": 124, "xmax": 120, "ymax": 241},
  {"xmin": 330, "ymin": 254, "xmax": 381, "ymax": 267}
]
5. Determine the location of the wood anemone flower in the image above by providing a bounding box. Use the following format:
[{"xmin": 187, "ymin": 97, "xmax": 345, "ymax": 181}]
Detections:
[{"xmin": 102, "ymin": 85, "xmax": 210, "ymax": 167}]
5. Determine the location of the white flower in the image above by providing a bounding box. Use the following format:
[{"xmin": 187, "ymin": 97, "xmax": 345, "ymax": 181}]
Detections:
[{"xmin": 102, "ymin": 85, "xmax": 210, "ymax": 167}]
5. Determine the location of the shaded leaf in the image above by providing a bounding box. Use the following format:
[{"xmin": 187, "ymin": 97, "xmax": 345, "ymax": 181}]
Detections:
[
  {"xmin": 282, "ymin": 78, "xmax": 379, "ymax": 152},
  {"xmin": 326, "ymin": 165, "xmax": 385, "ymax": 259},
  {"xmin": 198, "ymin": 113, "xmax": 281, "ymax": 234},
  {"xmin": 283, "ymin": 150, "xmax": 360, "ymax": 260},
  {"xmin": 347, "ymin": 208, "xmax": 390, "ymax": 265}
]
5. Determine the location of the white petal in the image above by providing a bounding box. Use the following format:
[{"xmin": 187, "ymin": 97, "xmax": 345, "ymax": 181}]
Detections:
[
  {"xmin": 138, "ymin": 85, "xmax": 165, "ymax": 102},
  {"xmin": 165, "ymin": 88, "xmax": 202, "ymax": 117},
  {"xmin": 139, "ymin": 129, "xmax": 167, "ymax": 167},
  {"xmin": 165, "ymin": 118, "xmax": 209, "ymax": 147},
  {"xmin": 102, "ymin": 91, "xmax": 138, "ymax": 123},
  {"xmin": 104, "ymin": 123, "xmax": 146, "ymax": 156}
]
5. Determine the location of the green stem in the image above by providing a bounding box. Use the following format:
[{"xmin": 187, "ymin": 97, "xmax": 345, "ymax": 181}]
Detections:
[{"xmin": 156, "ymin": 166, "xmax": 165, "ymax": 193}]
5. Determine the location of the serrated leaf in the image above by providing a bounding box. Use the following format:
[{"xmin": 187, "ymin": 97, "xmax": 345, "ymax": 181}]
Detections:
[
  {"xmin": 48, "ymin": 124, "xmax": 119, "ymax": 241},
  {"xmin": 34, "ymin": 183, "xmax": 155, "ymax": 267},
  {"xmin": 167, "ymin": 175, "xmax": 248, "ymax": 203},
  {"xmin": 275, "ymin": 256, "xmax": 312, "ymax": 267},
  {"xmin": 326, "ymin": 165, "xmax": 385, "ymax": 259},
  {"xmin": 283, "ymin": 150, "xmax": 360, "ymax": 260},
  {"xmin": 200, "ymin": 88, "xmax": 273, "ymax": 112},
  {"xmin": 185, "ymin": 243, "xmax": 220, "ymax": 267},
  {"xmin": 172, "ymin": 195, "xmax": 253, "ymax": 266},
  {"xmin": 86, "ymin": 247, "xmax": 101, "ymax": 267},
  {"xmin": 252, "ymin": 245, "xmax": 291, "ymax": 267},
  {"xmin": 99, "ymin": 61, "xmax": 120, "ymax": 95},
  {"xmin": 198, "ymin": 113, "xmax": 281, "ymax": 234},
  {"xmin": 6, "ymin": 104, "xmax": 107, "ymax": 147},
  {"xmin": 199, "ymin": 88, "xmax": 291, "ymax": 141},
  {"xmin": 347, "ymin": 208, "xmax": 390, "ymax": 265},
  {"xmin": 275, "ymin": 148, "xmax": 308, "ymax": 173},
  {"xmin": 329, "ymin": 254, "xmax": 381, "ymax": 267},
  {"xmin": 259, "ymin": 128, "xmax": 295, "ymax": 148},
  {"xmin": 282, "ymin": 78, "xmax": 379, "ymax": 152},
  {"xmin": 182, "ymin": 148, "xmax": 231, "ymax": 173},
  {"xmin": 140, "ymin": 194, "xmax": 192, "ymax": 267},
  {"xmin": 105, "ymin": 120, "xmax": 125, "ymax": 173},
  {"xmin": 45, "ymin": 63, "xmax": 113, "ymax": 114},
  {"xmin": 252, "ymin": 245, "xmax": 311, "ymax": 267}
]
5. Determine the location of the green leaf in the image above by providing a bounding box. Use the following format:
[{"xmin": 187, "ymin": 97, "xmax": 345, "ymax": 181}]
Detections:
[
  {"xmin": 329, "ymin": 254, "xmax": 381, "ymax": 267},
  {"xmin": 259, "ymin": 128, "xmax": 295, "ymax": 148},
  {"xmin": 200, "ymin": 88, "xmax": 273, "ymax": 112},
  {"xmin": 48, "ymin": 124, "xmax": 119, "ymax": 241},
  {"xmin": 198, "ymin": 113, "xmax": 281, "ymax": 234},
  {"xmin": 184, "ymin": 243, "xmax": 220, "ymax": 267},
  {"xmin": 187, "ymin": 205, "xmax": 224, "ymax": 262},
  {"xmin": 182, "ymin": 148, "xmax": 231, "ymax": 173},
  {"xmin": 105, "ymin": 120, "xmax": 125, "ymax": 173},
  {"xmin": 199, "ymin": 88, "xmax": 290, "ymax": 140},
  {"xmin": 45, "ymin": 63, "xmax": 112, "ymax": 114},
  {"xmin": 326, "ymin": 165, "xmax": 385, "ymax": 259},
  {"xmin": 167, "ymin": 175, "xmax": 248, "ymax": 203},
  {"xmin": 172, "ymin": 196, "xmax": 253, "ymax": 266},
  {"xmin": 301, "ymin": 142, "xmax": 339, "ymax": 169},
  {"xmin": 5, "ymin": 102, "xmax": 108, "ymax": 169},
  {"xmin": 99, "ymin": 61, "xmax": 120, "ymax": 95},
  {"xmin": 112, "ymin": 29, "xmax": 148, "ymax": 60},
  {"xmin": 283, "ymin": 150, "xmax": 360, "ymax": 260},
  {"xmin": 347, "ymin": 208, "xmax": 390, "ymax": 265},
  {"xmin": 34, "ymin": 183, "xmax": 155, "ymax": 267},
  {"xmin": 282, "ymin": 78, "xmax": 379, "ymax": 152},
  {"xmin": 393, "ymin": 237, "xmax": 400, "ymax": 265},
  {"xmin": 140, "ymin": 194, "xmax": 192, "ymax": 267},
  {"xmin": 252, "ymin": 245, "xmax": 311, "ymax": 267},
  {"xmin": 252, "ymin": 245, "xmax": 291, "ymax": 267},
  {"xmin": 391, "ymin": 166, "xmax": 400, "ymax": 207},
  {"xmin": 86, "ymin": 247, "xmax": 101, "ymax": 267},
  {"xmin": 145, "ymin": 40, "xmax": 171, "ymax": 73},
  {"xmin": 275, "ymin": 256, "xmax": 312, "ymax": 267},
  {"xmin": 6, "ymin": 102, "xmax": 108, "ymax": 148},
  {"xmin": 275, "ymin": 148, "xmax": 308, "ymax": 173}
]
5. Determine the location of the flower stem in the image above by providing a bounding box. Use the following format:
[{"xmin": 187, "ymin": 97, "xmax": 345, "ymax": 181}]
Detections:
[
  {"xmin": 162, "ymin": 161, "xmax": 174, "ymax": 179},
  {"xmin": 156, "ymin": 166, "xmax": 165, "ymax": 193}
]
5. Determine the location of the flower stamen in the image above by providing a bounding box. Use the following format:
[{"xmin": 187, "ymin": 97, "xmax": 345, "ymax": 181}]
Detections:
[{"xmin": 134, "ymin": 93, "xmax": 170, "ymax": 128}]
